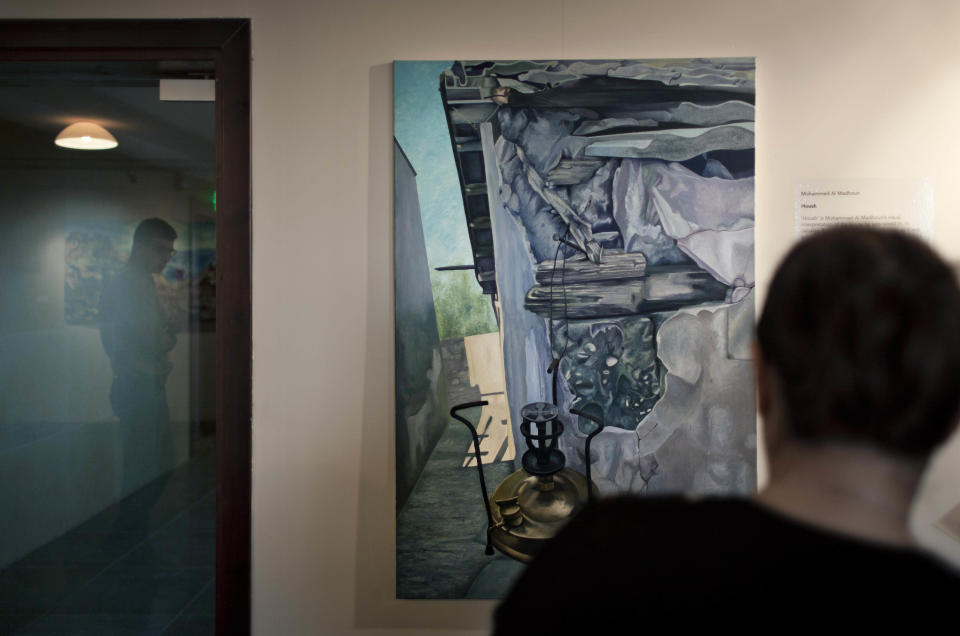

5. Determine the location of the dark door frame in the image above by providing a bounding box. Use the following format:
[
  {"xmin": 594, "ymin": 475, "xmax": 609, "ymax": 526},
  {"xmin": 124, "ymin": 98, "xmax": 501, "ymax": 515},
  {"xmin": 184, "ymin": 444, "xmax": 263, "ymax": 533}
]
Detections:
[{"xmin": 0, "ymin": 19, "xmax": 252, "ymax": 636}]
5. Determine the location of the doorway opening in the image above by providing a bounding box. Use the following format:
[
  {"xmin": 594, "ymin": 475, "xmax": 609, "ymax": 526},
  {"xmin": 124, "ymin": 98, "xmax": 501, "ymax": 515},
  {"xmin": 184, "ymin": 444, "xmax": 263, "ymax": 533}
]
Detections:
[{"xmin": 0, "ymin": 20, "xmax": 251, "ymax": 636}]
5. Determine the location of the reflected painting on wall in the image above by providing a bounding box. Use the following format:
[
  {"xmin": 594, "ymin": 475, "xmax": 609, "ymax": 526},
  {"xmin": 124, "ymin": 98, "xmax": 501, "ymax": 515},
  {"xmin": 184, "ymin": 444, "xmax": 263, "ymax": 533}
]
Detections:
[
  {"xmin": 65, "ymin": 219, "xmax": 216, "ymax": 331},
  {"xmin": 395, "ymin": 59, "xmax": 757, "ymax": 599}
]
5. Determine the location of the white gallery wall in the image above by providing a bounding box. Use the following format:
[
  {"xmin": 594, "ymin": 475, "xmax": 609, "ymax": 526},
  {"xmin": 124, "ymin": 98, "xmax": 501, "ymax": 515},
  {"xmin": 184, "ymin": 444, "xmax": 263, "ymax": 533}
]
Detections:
[{"xmin": 1, "ymin": 1, "xmax": 959, "ymax": 634}]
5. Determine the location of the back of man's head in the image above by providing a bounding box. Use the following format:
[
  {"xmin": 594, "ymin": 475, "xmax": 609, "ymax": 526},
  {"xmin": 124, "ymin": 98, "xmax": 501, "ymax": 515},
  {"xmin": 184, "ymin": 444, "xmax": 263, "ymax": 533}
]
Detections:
[
  {"xmin": 133, "ymin": 217, "xmax": 177, "ymax": 246},
  {"xmin": 757, "ymin": 227, "xmax": 960, "ymax": 456}
]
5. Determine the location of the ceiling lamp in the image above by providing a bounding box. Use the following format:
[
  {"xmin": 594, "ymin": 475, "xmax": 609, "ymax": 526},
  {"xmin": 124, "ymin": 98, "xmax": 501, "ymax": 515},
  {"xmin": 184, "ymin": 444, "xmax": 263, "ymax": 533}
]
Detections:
[{"xmin": 54, "ymin": 121, "xmax": 118, "ymax": 150}]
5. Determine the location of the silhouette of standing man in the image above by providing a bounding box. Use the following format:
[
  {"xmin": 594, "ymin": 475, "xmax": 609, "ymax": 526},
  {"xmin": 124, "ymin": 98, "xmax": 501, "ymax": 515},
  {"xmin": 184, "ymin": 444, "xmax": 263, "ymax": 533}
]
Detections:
[{"xmin": 99, "ymin": 218, "xmax": 178, "ymax": 494}]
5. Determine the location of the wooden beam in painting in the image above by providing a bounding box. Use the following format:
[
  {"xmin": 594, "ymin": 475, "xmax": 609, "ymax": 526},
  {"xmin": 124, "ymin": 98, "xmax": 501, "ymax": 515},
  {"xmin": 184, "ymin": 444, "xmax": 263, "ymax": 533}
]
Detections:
[
  {"xmin": 584, "ymin": 122, "xmax": 754, "ymax": 162},
  {"xmin": 504, "ymin": 76, "xmax": 754, "ymax": 109},
  {"xmin": 524, "ymin": 266, "xmax": 728, "ymax": 319},
  {"xmin": 534, "ymin": 250, "xmax": 647, "ymax": 285}
]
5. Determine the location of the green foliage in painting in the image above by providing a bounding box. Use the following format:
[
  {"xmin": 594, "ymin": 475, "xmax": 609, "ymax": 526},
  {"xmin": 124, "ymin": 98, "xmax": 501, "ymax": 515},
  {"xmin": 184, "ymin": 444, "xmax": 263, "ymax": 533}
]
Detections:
[{"xmin": 431, "ymin": 270, "xmax": 498, "ymax": 339}]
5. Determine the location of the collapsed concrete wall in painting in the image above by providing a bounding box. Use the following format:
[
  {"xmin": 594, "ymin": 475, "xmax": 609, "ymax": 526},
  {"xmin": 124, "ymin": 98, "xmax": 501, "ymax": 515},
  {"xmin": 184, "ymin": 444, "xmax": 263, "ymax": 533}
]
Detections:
[{"xmin": 447, "ymin": 59, "xmax": 757, "ymax": 496}]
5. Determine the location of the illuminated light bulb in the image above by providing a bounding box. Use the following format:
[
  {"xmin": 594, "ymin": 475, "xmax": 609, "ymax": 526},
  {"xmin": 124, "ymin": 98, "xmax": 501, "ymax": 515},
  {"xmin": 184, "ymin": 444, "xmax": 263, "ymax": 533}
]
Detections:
[{"xmin": 55, "ymin": 122, "xmax": 118, "ymax": 150}]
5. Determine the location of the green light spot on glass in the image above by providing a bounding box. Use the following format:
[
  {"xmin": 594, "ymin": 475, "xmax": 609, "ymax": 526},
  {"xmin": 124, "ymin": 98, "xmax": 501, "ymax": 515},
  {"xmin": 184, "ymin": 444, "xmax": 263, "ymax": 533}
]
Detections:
[{"xmin": 211, "ymin": 191, "xmax": 217, "ymax": 212}]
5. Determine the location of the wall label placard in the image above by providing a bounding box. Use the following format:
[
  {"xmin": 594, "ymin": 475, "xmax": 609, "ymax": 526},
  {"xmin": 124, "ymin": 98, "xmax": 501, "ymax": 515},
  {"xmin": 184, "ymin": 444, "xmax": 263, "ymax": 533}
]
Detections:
[{"xmin": 795, "ymin": 179, "xmax": 933, "ymax": 242}]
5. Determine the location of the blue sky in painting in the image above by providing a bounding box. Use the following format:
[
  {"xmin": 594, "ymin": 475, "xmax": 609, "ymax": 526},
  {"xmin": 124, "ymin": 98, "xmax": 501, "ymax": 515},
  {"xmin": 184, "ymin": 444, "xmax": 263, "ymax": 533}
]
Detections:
[{"xmin": 393, "ymin": 61, "xmax": 473, "ymax": 274}]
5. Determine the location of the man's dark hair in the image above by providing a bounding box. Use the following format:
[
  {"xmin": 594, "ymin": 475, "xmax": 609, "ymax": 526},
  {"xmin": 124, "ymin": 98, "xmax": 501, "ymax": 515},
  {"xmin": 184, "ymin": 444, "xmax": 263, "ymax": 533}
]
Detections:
[
  {"xmin": 133, "ymin": 217, "xmax": 177, "ymax": 245},
  {"xmin": 756, "ymin": 227, "xmax": 960, "ymax": 456}
]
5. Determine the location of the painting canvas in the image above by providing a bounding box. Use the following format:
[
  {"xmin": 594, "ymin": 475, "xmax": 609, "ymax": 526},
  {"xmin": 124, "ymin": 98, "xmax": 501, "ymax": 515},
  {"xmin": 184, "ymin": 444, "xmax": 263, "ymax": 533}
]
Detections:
[{"xmin": 395, "ymin": 59, "xmax": 756, "ymax": 599}]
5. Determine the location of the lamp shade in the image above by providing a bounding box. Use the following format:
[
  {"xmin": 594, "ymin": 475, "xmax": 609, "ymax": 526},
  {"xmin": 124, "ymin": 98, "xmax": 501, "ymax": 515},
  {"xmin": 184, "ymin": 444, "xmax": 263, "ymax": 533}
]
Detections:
[{"xmin": 54, "ymin": 121, "xmax": 118, "ymax": 150}]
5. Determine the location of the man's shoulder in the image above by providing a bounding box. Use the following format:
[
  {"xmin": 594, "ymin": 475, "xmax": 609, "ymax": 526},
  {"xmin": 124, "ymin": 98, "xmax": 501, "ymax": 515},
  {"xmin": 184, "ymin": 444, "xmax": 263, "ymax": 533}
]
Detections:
[
  {"xmin": 103, "ymin": 265, "xmax": 147, "ymax": 288},
  {"xmin": 100, "ymin": 267, "xmax": 152, "ymax": 310},
  {"xmin": 495, "ymin": 496, "xmax": 960, "ymax": 634},
  {"xmin": 566, "ymin": 495, "xmax": 960, "ymax": 599},
  {"xmin": 568, "ymin": 494, "xmax": 764, "ymax": 538}
]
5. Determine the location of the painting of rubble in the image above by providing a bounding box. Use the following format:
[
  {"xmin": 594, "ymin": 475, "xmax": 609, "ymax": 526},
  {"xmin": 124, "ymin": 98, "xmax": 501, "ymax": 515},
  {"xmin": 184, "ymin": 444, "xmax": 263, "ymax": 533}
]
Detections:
[{"xmin": 394, "ymin": 58, "xmax": 756, "ymax": 599}]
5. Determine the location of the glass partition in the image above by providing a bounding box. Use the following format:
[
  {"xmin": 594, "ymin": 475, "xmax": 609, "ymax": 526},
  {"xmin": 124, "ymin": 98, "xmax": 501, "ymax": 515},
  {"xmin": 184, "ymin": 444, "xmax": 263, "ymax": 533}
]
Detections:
[{"xmin": 0, "ymin": 61, "xmax": 216, "ymax": 634}]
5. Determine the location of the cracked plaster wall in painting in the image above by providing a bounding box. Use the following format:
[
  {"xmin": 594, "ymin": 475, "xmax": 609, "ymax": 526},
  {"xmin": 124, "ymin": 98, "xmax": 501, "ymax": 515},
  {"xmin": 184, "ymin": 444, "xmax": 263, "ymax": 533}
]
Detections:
[{"xmin": 477, "ymin": 59, "xmax": 757, "ymax": 495}]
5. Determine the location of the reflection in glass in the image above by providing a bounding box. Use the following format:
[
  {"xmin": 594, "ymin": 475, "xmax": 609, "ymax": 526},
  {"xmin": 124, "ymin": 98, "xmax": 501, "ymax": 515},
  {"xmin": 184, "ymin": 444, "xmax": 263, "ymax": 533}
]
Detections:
[
  {"xmin": 0, "ymin": 61, "xmax": 216, "ymax": 634},
  {"xmin": 100, "ymin": 219, "xmax": 179, "ymax": 497}
]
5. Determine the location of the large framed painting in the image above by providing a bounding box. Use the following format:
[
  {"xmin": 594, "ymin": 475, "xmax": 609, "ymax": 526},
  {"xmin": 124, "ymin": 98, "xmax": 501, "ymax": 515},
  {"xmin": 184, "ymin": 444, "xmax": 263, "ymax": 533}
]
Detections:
[{"xmin": 394, "ymin": 58, "xmax": 756, "ymax": 599}]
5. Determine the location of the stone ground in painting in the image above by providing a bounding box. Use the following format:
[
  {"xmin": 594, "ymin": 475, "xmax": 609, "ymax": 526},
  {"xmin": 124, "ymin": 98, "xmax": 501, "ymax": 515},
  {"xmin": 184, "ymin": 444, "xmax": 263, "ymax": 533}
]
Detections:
[{"xmin": 397, "ymin": 335, "xmax": 525, "ymax": 599}]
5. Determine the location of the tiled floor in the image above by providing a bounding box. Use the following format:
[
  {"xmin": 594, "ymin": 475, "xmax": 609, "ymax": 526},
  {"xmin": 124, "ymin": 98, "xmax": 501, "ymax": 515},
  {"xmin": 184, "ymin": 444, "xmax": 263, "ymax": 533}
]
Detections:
[{"xmin": 0, "ymin": 452, "xmax": 215, "ymax": 636}]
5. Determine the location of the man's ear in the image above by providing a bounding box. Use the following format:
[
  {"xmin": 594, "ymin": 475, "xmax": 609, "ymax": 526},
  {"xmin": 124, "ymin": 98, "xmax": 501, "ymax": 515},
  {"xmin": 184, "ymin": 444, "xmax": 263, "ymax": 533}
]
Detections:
[
  {"xmin": 753, "ymin": 342, "xmax": 789, "ymax": 461},
  {"xmin": 752, "ymin": 341, "xmax": 771, "ymax": 420}
]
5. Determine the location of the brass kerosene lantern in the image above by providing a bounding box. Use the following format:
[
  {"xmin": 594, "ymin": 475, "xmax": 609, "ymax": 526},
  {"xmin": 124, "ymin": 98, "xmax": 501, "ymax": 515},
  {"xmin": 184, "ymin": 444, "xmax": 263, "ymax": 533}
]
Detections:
[
  {"xmin": 450, "ymin": 231, "xmax": 608, "ymax": 562},
  {"xmin": 452, "ymin": 398, "xmax": 604, "ymax": 562}
]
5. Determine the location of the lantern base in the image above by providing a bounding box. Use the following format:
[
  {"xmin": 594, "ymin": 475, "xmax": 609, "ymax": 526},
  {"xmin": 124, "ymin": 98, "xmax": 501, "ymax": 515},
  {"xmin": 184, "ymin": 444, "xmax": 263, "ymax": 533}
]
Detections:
[{"xmin": 489, "ymin": 467, "xmax": 594, "ymax": 563}]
